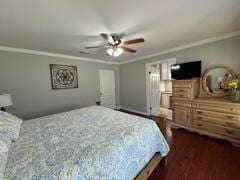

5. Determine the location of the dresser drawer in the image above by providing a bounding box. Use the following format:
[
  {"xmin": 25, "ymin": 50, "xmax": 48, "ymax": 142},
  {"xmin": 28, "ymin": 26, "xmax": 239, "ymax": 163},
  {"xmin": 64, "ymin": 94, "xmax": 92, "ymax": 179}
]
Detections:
[
  {"xmin": 173, "ymin": 92, "xmax": 191, "ymax": 99},
  {"xmin": 192, "ymin": 103, "xmax": 240, "ymax": 115},
  {"xmin": 173, "ymin": 87, "xmax": 190, "ymax": 93},
  {"xmin": 172, "ymin": 81, "xmax": 192, "ymax": 88},
  {"xmin": 173, "ymin": 100, "xmax": 191, "ymax": 108},
  {"xmin": 193, "ymin": 109, "xmax": 240, "ymax": 122},
  {"xmin": 193, "ymin": 120, "xmax": 240, "ymax": 140},
  {"xmin": 193, "ymin": 114, "xmax": 240, "ymax": 129}
]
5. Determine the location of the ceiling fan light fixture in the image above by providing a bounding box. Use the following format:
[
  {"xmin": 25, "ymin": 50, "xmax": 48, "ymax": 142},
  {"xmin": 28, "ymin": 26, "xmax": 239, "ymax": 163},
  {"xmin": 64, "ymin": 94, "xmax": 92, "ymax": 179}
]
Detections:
[
  {"xmin": 107, "ymin": 47, "xmax": 123, "ymax": 57},
  {"xmin": 113, "ymin": 47, "xmax": 123, "ymax": 57},
  {"xmin": 107, "ymin": 48, "xmax": 114, "ymax": 56}
]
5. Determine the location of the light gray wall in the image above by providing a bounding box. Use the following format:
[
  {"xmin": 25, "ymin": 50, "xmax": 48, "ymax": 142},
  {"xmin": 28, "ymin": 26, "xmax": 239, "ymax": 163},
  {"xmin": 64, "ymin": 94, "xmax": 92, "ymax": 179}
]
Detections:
[
  {"xmin": 120, "ymin": 36, "xmax": 240, "ymax": 113},
  {"xmin": 0, "ymin": 51, "xmax": 120, "ymax": 119}
]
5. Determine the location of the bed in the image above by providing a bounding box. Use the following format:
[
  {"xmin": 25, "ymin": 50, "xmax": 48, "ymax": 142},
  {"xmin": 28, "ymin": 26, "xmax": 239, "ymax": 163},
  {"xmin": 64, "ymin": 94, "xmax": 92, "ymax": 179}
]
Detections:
[{"xmin": 3, "ymin": 106, "xmax": 169, "ymax": 180}]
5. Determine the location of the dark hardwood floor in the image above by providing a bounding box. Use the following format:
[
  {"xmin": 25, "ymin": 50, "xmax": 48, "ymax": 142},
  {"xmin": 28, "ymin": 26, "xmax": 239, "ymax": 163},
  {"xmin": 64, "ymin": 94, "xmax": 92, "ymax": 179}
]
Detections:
[{"xmin": 119, "ymin": 109, "xmax": 240, "ymax": 180}]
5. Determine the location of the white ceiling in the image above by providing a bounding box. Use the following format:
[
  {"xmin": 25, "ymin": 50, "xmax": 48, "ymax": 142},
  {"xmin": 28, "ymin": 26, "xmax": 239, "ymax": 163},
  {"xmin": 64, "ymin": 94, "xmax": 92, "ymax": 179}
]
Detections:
[{"xmin": 0, "ymin": 0, "xmax": 240, "ymax": 63}]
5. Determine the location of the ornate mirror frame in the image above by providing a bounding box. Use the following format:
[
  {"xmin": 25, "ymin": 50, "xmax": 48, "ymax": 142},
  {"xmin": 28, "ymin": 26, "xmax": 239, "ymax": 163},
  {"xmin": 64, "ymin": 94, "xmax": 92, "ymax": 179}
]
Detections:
[{"xmin": 201, "ymin": 65, "xmax": 236, "ymax": 98}]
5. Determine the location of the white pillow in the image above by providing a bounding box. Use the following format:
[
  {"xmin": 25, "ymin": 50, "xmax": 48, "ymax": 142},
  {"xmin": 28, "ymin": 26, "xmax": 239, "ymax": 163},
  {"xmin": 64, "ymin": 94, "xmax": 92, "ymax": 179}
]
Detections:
[{"xmin": 0, "ymin": 111, "xmax": 23, "ymax": 141}]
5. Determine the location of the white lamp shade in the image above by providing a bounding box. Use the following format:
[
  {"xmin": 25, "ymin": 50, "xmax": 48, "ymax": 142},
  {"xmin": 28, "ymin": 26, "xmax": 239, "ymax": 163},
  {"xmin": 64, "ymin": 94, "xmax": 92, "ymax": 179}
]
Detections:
[{"xmin": 0, "ymin": 94, "xmax": 13, "ymax": 107}]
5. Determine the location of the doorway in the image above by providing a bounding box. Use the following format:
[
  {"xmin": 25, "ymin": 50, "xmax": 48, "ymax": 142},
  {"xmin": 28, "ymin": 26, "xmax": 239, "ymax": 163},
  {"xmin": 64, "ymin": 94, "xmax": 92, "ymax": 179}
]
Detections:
[
  {"xmin": 99, "ymin": 69, "xmax": 116, "ymax": 109},
  {"xmin": 149, "ymin": 65, "xmax": 161, "ymax": 114},
  {"xmin": 146, "ymin": 58, "xmax": 176, "ymax": 118}
]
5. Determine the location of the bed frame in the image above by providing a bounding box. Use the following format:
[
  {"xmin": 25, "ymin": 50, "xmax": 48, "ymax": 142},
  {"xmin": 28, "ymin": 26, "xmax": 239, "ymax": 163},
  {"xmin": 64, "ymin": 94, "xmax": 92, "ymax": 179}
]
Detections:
[{"xmin": 135, "ymin": 115, "xmax": 167, "ymax": 180}]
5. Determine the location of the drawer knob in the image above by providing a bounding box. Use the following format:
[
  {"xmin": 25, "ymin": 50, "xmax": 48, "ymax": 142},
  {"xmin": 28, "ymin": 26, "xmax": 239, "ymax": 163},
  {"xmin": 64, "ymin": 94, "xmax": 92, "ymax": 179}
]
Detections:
[
  {"xmin": 196, "ymin": 123, "xmax": 203, "ymax": 127},
  {"xmin": 226, "ymin": 115, "xmax": 234, "ymax": 119},
  {"xmin": 225, "ymin": 130, "xmax": 234, "ymax": 134},
  {"xmin": 197, "ymin": 111, "xmax": 202, "ymax": 114},
  {"xmin": 225, "ymin": 122, "xmax": 234, "ymax": 126},
  {"xmin": 197, "ymin": 116, "xmax": 203, "ymax": 120}
]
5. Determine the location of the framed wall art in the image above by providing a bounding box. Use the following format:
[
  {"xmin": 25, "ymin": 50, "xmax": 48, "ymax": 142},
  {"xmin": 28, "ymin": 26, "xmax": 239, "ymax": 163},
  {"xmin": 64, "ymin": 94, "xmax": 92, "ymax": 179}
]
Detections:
[{"xmin": 50, "ymin": 64, "xmax": 78, "ymax": 89}]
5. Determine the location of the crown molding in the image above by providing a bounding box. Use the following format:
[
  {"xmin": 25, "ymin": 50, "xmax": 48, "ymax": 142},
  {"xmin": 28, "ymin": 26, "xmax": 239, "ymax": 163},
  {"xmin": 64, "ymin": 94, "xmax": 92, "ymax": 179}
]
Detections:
[
  {"xmin": 1, "ymin": 31, "xmax": 239, "ymax": 65},
  {"xmin": 120, "ymin": 31, "xmax": 240, "ymax": 64},
  {"xmin": 0, "ymin": 46, "xmax": 120, "ymax": 65}
]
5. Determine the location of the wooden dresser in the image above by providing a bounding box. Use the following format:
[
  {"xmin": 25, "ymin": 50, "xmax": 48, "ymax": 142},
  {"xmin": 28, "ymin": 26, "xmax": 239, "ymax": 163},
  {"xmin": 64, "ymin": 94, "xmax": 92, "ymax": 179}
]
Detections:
[
  {"xmin": 172, "ymin": 79, "xmax": 198, "ymax": 127},
  {"xmin": 172, "ymin": 79, "xmax": 199, "ymax": 99},
  {"xmin": 172, "ymin": 79, "xmax": 240, "ymax": 147}
]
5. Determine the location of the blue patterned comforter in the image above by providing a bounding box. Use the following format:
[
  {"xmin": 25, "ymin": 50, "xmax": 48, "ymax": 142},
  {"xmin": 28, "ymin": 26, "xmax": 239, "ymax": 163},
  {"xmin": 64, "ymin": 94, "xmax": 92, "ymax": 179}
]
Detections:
[{"xmin": 5, "ymin": 106, "xmax": 169, "ymax": 180}]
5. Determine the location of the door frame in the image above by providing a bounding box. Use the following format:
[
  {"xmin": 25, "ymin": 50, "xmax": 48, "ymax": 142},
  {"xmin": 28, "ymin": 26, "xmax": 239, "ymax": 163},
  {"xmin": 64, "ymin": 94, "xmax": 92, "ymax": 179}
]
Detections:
[{"xmin": 145, "ymin": 58, "xmax": 176, "ymax": 115}]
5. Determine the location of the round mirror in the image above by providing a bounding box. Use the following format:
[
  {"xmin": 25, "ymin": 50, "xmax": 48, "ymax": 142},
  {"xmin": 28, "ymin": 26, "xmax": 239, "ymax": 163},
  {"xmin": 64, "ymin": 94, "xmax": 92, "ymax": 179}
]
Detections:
[{"xmin": 202, "ymin": 65, "xmax": 236, "ymax": 97}]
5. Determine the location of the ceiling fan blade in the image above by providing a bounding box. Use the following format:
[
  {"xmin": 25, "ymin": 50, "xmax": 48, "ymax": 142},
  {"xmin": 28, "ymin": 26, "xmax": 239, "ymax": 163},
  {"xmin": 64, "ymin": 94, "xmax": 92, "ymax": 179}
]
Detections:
[
  {"xmin": 120, "ymin": 46, "xmax": 136, "ymax": 53},
  {"xmin": 79, "ymin": 51, "xmax": 91, "ymax": 54},
  {"xmin": 100, "ymin": 33, "xmax": 114, "ymax": 45},
  {"xmin": 123, "ymin": 38, "xmax": 145, "ymax": 45},
  {"xmin": 84, "ymin": 45, "xmax": 106, "ymax": 49},
  {"xmin": 100, "ymin": 33, "xmax": 108, "ymax": 41}
]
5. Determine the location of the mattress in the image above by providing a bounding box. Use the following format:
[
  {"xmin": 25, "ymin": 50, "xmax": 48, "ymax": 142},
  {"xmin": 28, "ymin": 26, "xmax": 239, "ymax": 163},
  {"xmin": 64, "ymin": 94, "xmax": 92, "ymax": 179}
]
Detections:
[{"xmin": 4, "ymin": 106, "xmax": 169, "ymax": 180}]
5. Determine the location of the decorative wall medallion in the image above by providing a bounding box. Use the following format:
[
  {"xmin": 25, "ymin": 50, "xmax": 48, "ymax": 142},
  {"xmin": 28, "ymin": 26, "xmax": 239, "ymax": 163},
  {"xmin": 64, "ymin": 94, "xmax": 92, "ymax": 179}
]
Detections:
[{"xmin": 50, "ymin": 64, "xmax": 78, "ymax": 89}]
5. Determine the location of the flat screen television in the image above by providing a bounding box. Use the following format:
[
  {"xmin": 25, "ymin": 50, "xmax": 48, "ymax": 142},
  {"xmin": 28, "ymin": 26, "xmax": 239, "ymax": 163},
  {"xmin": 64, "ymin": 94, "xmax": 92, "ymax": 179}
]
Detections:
[{"xmin": 171, "ymin": 61, "xmax": 201, "ymax": 80}]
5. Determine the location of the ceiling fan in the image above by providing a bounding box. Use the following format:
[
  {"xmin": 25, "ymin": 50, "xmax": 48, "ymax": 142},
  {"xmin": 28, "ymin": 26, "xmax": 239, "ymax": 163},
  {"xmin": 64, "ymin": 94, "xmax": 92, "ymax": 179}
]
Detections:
[{"xmin": 84, "ymin": 33, "xmax": 145, "ymax": 57}]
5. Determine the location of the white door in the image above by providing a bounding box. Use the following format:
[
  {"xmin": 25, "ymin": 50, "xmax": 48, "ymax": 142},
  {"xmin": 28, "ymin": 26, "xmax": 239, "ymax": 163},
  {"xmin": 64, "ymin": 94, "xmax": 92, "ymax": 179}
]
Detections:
[
  {"xmin": 149, "ymin": 66, "xmax": 161, "ymax": 114},
  {"xmin": 99, "ymin": 69, "xmax": 116, "ymax": 109}
]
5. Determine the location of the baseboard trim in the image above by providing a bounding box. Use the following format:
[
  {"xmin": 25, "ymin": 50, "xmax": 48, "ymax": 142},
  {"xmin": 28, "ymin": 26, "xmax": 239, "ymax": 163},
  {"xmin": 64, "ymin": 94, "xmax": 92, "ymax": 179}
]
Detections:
[
  {"xmin": 116, "ymin": 107, "xmax": 121, "ymax": 110},
  {"xmin": 118, "ymin": 107, "xmax": 150, "ymax": 116}
]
